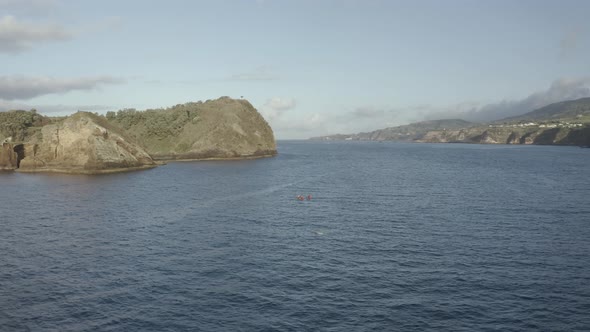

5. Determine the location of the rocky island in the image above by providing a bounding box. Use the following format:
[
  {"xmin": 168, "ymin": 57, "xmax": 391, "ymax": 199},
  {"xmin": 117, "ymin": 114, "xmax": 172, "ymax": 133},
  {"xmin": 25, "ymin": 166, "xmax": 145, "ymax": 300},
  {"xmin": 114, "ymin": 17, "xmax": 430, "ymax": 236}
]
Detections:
[{"xmin": 0, "ymin": 97, "xmax": 277, "ymax": 174}]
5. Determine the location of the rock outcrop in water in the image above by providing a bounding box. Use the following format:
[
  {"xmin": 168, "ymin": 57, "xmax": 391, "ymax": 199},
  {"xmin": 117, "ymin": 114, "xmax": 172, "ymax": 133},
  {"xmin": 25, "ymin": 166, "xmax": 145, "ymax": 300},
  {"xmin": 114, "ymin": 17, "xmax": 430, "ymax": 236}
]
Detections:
[
  {"xmin": 106, "ymin": 97, "xmax": 277, "ymax": 160},
  {"xmin": 17, "ymin": 112, "xmax": 156, "ymax": 174},
  {"xmin": 0, "ymin": 97, "xmax": 277, "ymax": 174}
]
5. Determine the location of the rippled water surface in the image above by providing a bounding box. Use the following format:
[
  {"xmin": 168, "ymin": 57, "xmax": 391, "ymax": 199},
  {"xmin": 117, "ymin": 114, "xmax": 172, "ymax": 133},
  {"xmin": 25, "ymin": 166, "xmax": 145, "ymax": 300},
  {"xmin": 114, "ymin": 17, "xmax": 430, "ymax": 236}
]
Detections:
[{"xmin": 1, "ymin": 141, "xmax": 590, "ymax": 331}]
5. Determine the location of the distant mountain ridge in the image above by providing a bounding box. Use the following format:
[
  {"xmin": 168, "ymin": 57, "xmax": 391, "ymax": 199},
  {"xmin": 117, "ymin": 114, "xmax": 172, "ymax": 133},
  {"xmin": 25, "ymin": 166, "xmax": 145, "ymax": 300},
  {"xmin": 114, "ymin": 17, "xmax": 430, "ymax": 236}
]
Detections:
[
  {"xmin": 310, "ymin": 98, "xmax": 590, "ymax": 146},
  {"xmin": 310, "ymin": 119, "xmax": 474, "ymax": 141},
  {"xmin": 499, "ymin": 97, "xmax": 590, "ymax": 123}
]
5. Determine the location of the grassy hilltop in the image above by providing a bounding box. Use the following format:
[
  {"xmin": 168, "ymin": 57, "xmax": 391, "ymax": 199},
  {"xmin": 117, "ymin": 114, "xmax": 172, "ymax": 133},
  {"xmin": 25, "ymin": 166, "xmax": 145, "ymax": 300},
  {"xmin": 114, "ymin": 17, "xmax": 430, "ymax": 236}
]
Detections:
[{"xmin": 105, "ymin": 97, "xmax": 276, "ymax": 160}]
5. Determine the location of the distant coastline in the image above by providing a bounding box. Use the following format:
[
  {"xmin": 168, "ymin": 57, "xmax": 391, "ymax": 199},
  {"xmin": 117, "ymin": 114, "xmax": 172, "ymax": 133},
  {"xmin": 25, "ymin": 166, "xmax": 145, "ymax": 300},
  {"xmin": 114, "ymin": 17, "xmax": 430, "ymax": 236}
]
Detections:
[{"xmin": 310, "ymin": 97, "xmax": 590, "ymax": 147}]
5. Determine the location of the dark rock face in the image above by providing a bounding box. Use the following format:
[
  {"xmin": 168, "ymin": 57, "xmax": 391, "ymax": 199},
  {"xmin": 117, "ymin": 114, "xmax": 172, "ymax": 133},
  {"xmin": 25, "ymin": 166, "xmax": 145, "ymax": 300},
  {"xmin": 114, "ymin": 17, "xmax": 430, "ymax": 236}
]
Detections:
[
  {"xmin": 0, "ymin": 143, "xmax": 18, "ymax": 170},
  {"xmin": 560, "ymin": 127, "xmax": 590, "ymax": 146},
  {"xmin": 506, "ymin": 132, "xmax": 520, "ymax": 144},
  {"xmin": 533, "ymin": 128, "xmax": 560, "ymax": 145}
]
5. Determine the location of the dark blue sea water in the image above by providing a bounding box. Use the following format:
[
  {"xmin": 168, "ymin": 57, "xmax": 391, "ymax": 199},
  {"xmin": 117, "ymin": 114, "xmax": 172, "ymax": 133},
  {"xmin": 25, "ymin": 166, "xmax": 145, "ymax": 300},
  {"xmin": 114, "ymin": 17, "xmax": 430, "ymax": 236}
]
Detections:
[{"xmin": 1, "ymin": 141, "xmax": 589, "ymax": 331}]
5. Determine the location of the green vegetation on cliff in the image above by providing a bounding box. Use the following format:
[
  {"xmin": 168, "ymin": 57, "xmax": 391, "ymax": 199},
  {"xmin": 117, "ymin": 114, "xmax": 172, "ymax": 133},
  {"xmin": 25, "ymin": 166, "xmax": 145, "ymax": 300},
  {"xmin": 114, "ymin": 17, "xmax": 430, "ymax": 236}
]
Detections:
[
  {"xmin": 0, "ymin": 110, "xmax": 54, "ymax": 142},
  {"xmin": 106, "ymin": 103, "xmax": 200, "ymax": 141},
  {"xmin": 0, "ymin": 97, "xmax": 277, "ymax": 173},
  {"xmin": 105, "ymin": 97, "xmax": 277, "ymax": 160}
]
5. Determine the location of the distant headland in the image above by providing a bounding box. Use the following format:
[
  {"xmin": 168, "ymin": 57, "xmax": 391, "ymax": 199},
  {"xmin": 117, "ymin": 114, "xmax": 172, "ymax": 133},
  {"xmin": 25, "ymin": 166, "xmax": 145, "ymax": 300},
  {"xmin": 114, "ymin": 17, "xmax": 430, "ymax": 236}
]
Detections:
[
  {"xmin": 0, "ymin": 97, "xmax": 277, "ymax": 174},
  {"xmin": 310, "ymin": 97, "xmax": 590, "ymax": 147}
]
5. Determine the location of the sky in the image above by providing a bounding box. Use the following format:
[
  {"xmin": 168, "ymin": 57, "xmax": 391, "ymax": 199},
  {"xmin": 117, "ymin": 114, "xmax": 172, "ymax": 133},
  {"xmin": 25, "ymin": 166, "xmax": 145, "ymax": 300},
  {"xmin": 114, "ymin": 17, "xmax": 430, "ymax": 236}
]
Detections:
[{"xmin": 1, "ymin": 0, "xmax": 589, "ymax": 139}]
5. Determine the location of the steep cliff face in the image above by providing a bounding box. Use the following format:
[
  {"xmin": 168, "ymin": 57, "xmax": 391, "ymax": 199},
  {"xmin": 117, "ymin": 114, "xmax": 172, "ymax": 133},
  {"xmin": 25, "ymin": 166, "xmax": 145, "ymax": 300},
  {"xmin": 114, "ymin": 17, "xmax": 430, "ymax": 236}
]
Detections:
[
  {"xmin": 559, "ymin": 127, "xmax": 590, "ymax": 146},
  {"xmin": 107, "ymin": 97, "xmax": 277, "ymax": 160},
  {"xmin": 0, "ymin": 143, "xmax": 18, "ymax": 170},
  {"xmin": 17, "ymin": 112, "xmax": 155, "ymax": 174},
  {"xmin": 417, "ymin": 126, "xmax": 590, "ymax": 146}
]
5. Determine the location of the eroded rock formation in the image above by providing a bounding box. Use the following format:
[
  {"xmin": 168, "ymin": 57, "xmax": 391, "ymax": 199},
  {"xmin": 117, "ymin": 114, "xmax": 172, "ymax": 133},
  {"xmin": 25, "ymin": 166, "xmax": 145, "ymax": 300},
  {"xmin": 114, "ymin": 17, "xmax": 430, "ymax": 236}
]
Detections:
[
  {"xmin": 0, "ymin": 142, "xmax": 18, "ymax": 170},
  {"xmin": 416, "ymin": 126, "xmax": 590, "ymax": 146},
  {"xmin": 17, "ymin": 112, "xmax": 156, "ymax": 174}
]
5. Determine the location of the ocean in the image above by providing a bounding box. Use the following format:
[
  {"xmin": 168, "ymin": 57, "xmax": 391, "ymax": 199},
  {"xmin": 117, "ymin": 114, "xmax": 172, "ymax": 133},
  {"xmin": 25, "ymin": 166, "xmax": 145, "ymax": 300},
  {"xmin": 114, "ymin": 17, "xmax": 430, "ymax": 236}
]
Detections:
[{"xmin": 1, "ymin": 141, "xmax": 589, "ymax": 331}]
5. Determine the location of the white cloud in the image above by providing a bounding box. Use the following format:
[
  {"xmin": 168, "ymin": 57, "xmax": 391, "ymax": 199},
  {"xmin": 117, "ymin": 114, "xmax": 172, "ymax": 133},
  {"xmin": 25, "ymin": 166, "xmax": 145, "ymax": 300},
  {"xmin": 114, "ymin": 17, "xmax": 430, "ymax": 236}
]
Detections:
[
  {"xmin": 275, "ymin": 112, "xmax": 327, "ymax": 137},
  {"xmin": 264, "ymin": 97, "xmax": 296, "ymax": 111},
  {"xmin": 0, "ymin": 15, "xmax": 72, "ymax": 53},
  {"xmin": 259, "ymin": 97, "xmax": 296, "ymax": 121},
  {"xmin": 0, "ymin": 75, "xmax": 125, "ymax": 100},
  {"xmin": 424, "ymin": 77, "xmax": 590, "ymax": 122},
  {"xmin": 257, "ymin": 98, "xmax": 342, "ymax": 138},
  {"xmin": 271, "ymin": 77, "xmax": 590, "ymax": 139},
  {"xmin": 272, "ymin": 105, "xmax": 403, "ymax": 139},
  {"xmin": 303, "ymin": 77, "xmax": 590, "ymax": 138}
]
